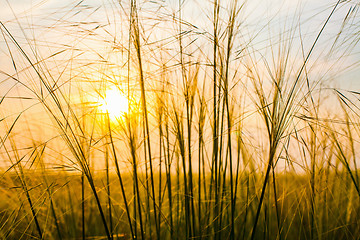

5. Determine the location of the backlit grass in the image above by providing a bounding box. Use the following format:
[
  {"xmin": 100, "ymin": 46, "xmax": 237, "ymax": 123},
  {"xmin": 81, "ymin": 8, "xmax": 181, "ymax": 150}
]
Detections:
[{"xmin": 0, "ymin": 0, "xmax": 359, "ymax": 239}]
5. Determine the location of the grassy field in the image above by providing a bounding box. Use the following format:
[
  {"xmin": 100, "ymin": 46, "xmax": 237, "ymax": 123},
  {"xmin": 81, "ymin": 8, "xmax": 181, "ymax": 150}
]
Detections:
[
  {"xmin": 0, "ymin": 170, "xmax": 359, "ymax": 239},
  {"xmin": 0, "ymin": 0, "xmax": 360, "ymax": 239}
]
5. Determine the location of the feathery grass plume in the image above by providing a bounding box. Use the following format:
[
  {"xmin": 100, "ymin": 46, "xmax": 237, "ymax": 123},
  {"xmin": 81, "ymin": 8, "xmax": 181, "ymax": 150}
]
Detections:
[{"xmin": 247, "ymin": 1, "xmax": 343, "ymax": 238}]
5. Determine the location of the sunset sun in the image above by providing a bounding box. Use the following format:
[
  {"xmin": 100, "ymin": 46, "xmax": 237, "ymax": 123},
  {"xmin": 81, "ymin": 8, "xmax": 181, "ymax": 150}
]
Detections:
[{"xmin": 99, "ymin": 88, "xmax": 129, "ymax": 119}]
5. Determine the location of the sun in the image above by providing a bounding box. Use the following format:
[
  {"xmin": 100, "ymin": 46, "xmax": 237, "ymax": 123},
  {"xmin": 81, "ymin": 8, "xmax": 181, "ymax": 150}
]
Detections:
[{"xmin": 99, "ymin": 88, "xmax": 129, "ymax": 119}]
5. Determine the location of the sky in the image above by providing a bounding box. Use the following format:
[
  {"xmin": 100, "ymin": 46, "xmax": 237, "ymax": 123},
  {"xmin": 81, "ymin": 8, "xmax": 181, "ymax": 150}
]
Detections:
[
  {"xmin": 0, "ymin": 0, "xmax": 359, "ymax": 170},
  {"xmin": 1, "ymin": 0, "xmax": 359, "ymax": 123},
  {"xmin": 1, "ymin": 0, "xmax": 359, "ymax": 112},
  {"xmin": 1, "ymin": 0, "xmax": 359, "ymax": 83},
  {"xmin": 0, "ymin": 0, "xmax": 359, "ymax": 119}
]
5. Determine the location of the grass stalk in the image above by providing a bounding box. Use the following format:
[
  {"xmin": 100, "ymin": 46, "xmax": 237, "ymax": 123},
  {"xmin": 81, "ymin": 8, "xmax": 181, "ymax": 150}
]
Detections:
[{"xmin": 129, "ymin": 1, "xmax": 159, "ymax": 238}]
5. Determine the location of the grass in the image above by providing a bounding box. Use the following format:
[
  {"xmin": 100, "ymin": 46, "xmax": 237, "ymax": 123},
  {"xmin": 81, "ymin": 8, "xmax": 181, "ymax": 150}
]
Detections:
[{"xmin": 1, "ymin": 0, "xmax": 360, "ymax": 239}]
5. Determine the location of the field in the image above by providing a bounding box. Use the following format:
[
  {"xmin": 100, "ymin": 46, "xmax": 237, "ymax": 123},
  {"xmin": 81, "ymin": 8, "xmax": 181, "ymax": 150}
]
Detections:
[{"xmin": 0, "ymin": 0, "xmax": 360, "ymax": 239}]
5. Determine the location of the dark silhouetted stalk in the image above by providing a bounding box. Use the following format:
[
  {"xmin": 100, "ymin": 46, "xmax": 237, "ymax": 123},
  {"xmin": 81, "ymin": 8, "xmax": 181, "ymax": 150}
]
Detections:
[{"xmin": 130, "ymin": 1, "xmax": 159, "ymax": 238}]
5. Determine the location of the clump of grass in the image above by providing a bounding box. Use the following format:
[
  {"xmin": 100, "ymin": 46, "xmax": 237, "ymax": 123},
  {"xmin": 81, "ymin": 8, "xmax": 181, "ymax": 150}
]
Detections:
[{"xmin": 1, "ymin": 0, "xmax": 360, "ymax": 239}]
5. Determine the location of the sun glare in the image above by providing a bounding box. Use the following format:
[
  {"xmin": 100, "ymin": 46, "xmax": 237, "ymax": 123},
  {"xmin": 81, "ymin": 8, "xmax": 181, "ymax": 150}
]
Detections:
[{"xmin": 99, "ymin": 88, "xmax": 129, "ymax": 119}]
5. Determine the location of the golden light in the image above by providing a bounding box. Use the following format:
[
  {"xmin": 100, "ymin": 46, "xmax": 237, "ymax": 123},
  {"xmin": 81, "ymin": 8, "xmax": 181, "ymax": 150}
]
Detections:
[{"xmin": 99, "ymin": 88, "xmax": 129, "ymax": 119}]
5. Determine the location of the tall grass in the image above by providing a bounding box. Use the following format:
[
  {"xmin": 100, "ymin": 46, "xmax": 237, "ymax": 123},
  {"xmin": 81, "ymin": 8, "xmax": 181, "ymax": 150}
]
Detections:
[{"xmin": 1, "ymin": 0, "xmax": 360, "ymax": 239}]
